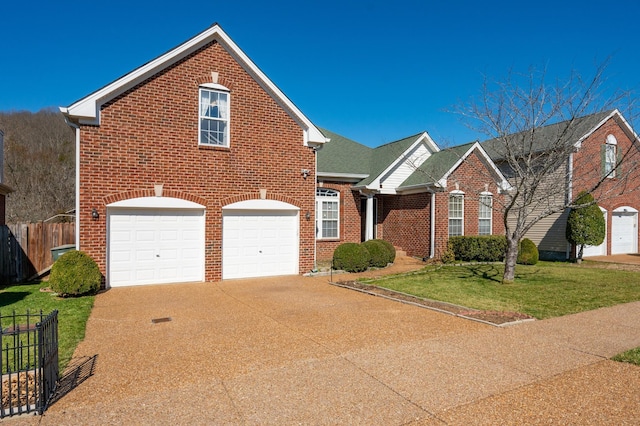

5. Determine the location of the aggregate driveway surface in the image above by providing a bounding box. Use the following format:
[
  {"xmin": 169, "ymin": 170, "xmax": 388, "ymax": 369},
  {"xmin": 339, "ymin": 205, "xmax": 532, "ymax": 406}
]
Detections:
[{"xmin": 11, "ymin": 269, "xmax": 640, "ymax": 424}]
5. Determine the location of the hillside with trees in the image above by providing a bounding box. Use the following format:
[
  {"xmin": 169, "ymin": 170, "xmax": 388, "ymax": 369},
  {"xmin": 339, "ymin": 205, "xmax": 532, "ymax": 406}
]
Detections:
[{"xmin": 0, "ymin": 109, "xmax": 75, "ymax": 222}]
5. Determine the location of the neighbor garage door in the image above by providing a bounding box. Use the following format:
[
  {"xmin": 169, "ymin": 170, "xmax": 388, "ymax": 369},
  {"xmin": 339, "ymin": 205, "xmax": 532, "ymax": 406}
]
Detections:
[
  {"xmin": 107, "ymin": 198, "xmax": 205, "ymax": 287},
  {"xmin": 222, "ymin": 200, "xmax": 299, "ymax": 279},
  {"xmin": 611, "ymin": 207, "xmax": 638, "ymax": 254}
]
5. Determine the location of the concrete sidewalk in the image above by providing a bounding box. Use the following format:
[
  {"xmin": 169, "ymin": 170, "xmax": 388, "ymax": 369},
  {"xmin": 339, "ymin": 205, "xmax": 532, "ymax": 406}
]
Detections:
[{"xmin": 10, "ymin": 273, "xmax": 640, "ymax": 425}]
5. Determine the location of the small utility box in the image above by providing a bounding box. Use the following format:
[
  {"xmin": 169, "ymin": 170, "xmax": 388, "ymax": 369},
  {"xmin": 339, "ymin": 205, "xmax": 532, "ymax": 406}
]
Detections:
[{"xmin": 51, "ymin": 244, "xmax": 76, "ymax": 261}]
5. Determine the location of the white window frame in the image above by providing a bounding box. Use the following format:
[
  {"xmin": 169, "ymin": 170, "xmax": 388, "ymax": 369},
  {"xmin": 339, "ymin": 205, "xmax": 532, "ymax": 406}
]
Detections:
[
  {"xmin": 448, "ymin": 191, "xmax": 464, "ymax": 237},
  {"xmin": 199, "ymin": 84, "xmax": 230, "ymax": 147},
  {"xmin": 604, "ymin": 134, "xmax": 617, "ymax": 178},
  {"xmin": 316, "ymin": 188, "xmax": 340, "ymax": 239},
  {"xmin": 478, "ymin": 192, "xmax": 492, "ymax": 236}
]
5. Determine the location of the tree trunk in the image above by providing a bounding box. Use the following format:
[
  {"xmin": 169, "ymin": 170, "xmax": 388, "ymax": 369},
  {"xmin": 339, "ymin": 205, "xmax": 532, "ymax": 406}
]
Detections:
[{"xmin": 503, "ymin": 237, "xmax": 519, "ymax": 283}]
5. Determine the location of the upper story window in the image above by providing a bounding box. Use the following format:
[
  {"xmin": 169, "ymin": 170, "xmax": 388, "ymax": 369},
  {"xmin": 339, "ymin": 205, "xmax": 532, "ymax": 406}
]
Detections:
[
  {"xmin": 603, "ymin": 134, "xmax": 618, "ymax": 178},
  {"xmin": 448, "ymin": 191, "xmax": 464, "ymax": 237},
  {"xmin": 316, "ymin": 188, "xmax": 339, "ymax": 239},
  {"xmin": 478, "ymin": 193, "xmax": 492, "ymax": 235},
  {"xmin": 199, "ymin": 85, "xmax": 230, "ymax": 147}
]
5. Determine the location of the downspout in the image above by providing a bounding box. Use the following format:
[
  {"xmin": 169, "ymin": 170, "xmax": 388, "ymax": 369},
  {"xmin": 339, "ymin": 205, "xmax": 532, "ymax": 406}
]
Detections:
[
  {"xmin": 63, "ymin": 116, "xmax": 81, "ymax": 250},
  {"xmin": 430, "ymin": 190, "xmax": 435, "ymax": 258}
]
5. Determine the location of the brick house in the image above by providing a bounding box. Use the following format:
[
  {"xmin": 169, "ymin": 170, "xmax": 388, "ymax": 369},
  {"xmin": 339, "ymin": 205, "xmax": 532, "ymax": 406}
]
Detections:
[
  {"xmin": 316, "ymin": 129, "xmax": 511, "ymax": 261},
  {"xmin": 61, "ymin": 25, "xmax": 638, "ymax": 287},
  {"xmin": 483, "ymin": 109, "xmax": 640, "ymax": 259},
  {"xmin": 61, "ymin": 24, "xmax": 327, "ymax": 286}
]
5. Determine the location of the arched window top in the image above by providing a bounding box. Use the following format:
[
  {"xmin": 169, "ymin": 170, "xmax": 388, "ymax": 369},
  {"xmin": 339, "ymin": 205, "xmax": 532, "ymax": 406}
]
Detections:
[
  {"xmin": 316, "ymin": 188, "xmax": 339, "ymax": 197},
  {"xmin": 606, "ymin": 134, "xmax": 618, "ymax": 145}
]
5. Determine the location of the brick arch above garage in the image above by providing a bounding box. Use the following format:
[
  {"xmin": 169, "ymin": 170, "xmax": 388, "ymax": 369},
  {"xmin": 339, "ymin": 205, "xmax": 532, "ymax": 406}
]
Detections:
[{"xmin": 103, "ymin": 189, "xmax": 208, "ymax": 207}]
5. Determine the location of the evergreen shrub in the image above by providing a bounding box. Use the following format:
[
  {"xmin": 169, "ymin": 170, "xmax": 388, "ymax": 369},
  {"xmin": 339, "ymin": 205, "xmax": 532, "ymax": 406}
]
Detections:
[
  {"xmin": 332, "ymin": 243, "xmax": 370, "ymax": 272},
  {"xmin": 49, "ymin": 250, "xmax": 102, "ymax": 296},
  {"xmin": 517, "ymin": 238, "xmax": 539, "ymax": 265}
]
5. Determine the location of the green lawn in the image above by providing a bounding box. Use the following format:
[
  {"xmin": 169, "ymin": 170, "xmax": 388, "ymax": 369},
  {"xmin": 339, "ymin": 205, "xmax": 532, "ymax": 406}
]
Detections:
[
  {"xmin": 612, "ymin": 347, "xmax": 640, "ymax": 366},
  {"xmin": 1, "ymin": 282, "xmax": 95, "ymax": 370},
  {"xmin": 361, "ymin": 261, "xmax": 640, "ymax": 319}
]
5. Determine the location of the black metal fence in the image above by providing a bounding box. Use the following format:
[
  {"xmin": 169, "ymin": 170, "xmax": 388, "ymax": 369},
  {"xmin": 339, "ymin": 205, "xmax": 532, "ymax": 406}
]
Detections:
[{"xmin": 0, "ymin": 310, "xmax": 59, "ymax": 418}]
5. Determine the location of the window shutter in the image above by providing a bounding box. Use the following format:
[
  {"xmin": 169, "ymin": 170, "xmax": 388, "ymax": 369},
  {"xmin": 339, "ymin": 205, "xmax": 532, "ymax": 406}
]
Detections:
[
  {"xmin": 616, "ymin": 146, "xmax": 623, "ymax": 177},
  {"xmin": 600, "ymin": 145, "xmax": 606, "ymax": 178}
]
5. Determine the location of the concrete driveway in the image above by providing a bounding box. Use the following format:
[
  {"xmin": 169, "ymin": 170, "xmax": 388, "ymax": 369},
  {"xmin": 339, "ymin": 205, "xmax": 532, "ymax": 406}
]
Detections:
[{"xmin": 12, "ymin": 273, "xmax": 640, "ymax": 425}]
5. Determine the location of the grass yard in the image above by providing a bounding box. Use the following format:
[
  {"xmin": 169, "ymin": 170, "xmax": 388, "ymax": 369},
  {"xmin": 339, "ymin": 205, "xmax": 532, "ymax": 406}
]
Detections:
[
  {"xmin": 361, "ymin": 261, "xmax": 640, "ymax": 319},
  {"xmin": 612, "ymin": 347, "xmax": 640, "ymax": 366},
  {"xmin": 1, "ymin": 282, "xmax": 95, "ymax": 370}
]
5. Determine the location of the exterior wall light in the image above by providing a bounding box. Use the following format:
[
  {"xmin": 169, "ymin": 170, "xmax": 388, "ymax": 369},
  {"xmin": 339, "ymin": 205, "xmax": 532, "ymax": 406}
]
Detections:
[
  {"xmin": 91, "ymin": 208, "xmax": 99, "ymax": 220},
  {"xmin": 305, "ymin": 211, "xmax": 311, "ymax": 220}
]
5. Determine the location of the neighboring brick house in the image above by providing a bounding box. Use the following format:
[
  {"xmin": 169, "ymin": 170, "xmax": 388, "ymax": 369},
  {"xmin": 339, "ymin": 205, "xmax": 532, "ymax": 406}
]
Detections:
[
  {"xmin": 316, "ymin": 129, "xmax": 511, "ymax": 260},
  {"xmin": 61, "ymin": 24, "xmax": 327, "ymax": 286},
  {"xmin": 0, "ymin": 130, "xmax": 13, "ymax": 225},
  {"xmin": 483, "ymin": 109, "xmax": 640, "ymax": 259}
]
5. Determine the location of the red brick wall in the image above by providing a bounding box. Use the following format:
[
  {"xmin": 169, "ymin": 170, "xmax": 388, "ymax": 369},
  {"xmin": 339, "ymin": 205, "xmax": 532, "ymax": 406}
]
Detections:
[
  {"xmin": 433, "ymin": 150, "xmax": 506, "ymax": 258},
  {"xmin": 572, "ymin": 116, "xmax": 640, "ymax": 254},
  {"xmin": 316, "ymin": 181, "xmax": 362, "ymax": 260},
  {"xmin": 380, "ymin": 193, "xmax": 431, "ymax": 258},
  {"xmin": 78, "ymin": 40, "xmax": 316, "ymax": 281}
]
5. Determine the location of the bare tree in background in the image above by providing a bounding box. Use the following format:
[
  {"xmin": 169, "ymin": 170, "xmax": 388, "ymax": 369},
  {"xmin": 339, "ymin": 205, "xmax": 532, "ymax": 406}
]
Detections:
[
  {"xmin": 0, "ymin": 109, "xmax": 75, "ymax": 222},
  {"xmin": 457, "ymin": 64, "xmax": 639, "ymax": 282}
]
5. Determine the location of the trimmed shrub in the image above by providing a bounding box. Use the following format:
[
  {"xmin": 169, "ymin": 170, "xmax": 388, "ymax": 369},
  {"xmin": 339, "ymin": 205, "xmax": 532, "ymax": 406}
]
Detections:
[
  {"xmin": 49, "ymin": 250, "xmax": 102, "ymax": 296},
  {"xmin": 373, "ymin": 239, "xmax": 396, "ymax": 264},
  {"xmin": 517, "ymin": 238, "xmax": 539, "ymax": 265},
  {"xmin": 566, "ymin": 191, "xmax": 605, "ymax": 260},
  {"xmin": 448, "ymin": 236, "xmax": 507, "ymax": 262},
  {"xmin": 362, "ymin": 240, "xmax": 389, "ymax": 267},
  {"xmin": 440, "ymin": 247, "xmax": 456, "ymax": 264},
  {"xmin": 332, "ymin": 243, "xmax": 370, "ymax": 272}
]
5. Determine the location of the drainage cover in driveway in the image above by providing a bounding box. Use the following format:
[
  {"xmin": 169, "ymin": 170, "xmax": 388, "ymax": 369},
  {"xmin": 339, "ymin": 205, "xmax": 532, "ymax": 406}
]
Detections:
[{"xmin": 151, "ymin": 317, "xmax": 172, "ymax": 324}]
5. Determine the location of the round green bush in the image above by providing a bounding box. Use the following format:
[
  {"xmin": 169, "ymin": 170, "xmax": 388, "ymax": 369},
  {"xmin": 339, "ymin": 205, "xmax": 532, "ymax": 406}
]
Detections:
[
  {"xmin": 373, "ymin": 239, "xmax": 396, "ymax": 264},
  {"xmin": 441, "ymin": 247, "xmax": 456, "ymax": 264},
  {"xmin": 332, "ymin": 243, "xmax": 370, "ymax": 272},
  {"xmin": 49, "ymin": 250, "xmax": 102, "ymax": 296},
  {"xmin": 362, "ymin": 240, "xmax": 389, "ymax": 268},
  {"xmin": 517, "ymin": 238, "xmax": 539, "ymax": 265}
]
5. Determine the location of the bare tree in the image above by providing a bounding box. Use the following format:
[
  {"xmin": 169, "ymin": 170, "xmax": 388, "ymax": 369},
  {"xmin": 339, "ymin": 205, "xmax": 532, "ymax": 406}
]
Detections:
[
  {"xmin": 0, "ymin": 109, "xmax": 75, "ymax": 222},
  {"xmin": 457, "ymin": 64, "xmax": 639, "ymax": 282}
]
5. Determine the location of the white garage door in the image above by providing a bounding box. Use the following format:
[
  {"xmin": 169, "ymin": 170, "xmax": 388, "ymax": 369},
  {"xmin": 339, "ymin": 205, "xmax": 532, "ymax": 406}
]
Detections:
[
  {"xmin": 107, "ymin": 198, "xmax": 205, "ymax": 287},
  {"xmin": 611, "ymin": 208, "xmax": 638, "ymax": 254},
  {"xmin": 583, "ymin": 208, "xmax": 607, "ymax": 257},
  {"xmin": 223, "ymin": 200, "xmax": 299, "ymax": 279}
]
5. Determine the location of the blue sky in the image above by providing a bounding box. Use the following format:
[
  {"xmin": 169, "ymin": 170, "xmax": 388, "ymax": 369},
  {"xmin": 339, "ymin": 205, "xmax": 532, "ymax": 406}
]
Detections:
[{"xmin": 1, "ymin": 0, "xmax": 639, "ymax": 146}]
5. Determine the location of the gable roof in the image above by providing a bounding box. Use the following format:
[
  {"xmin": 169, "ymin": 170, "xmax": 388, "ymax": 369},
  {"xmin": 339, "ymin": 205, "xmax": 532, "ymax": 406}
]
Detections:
[
  {"xmin": 398, "ymin": 142, "xmax": 510, "ymax": 192},
  {"xmin": 482, "ymin": 110, "xmax": 615, "ymax": 160},
  {"xmin": 353, "ymin": 132, "xmax": 437, "ymax": 188},
  {"xmin": 60, "ymin": 24, "xmax": 327, "ymax": 146},
  {"xmin": 317, "ymin": 128, "xmax": 372, "ymax": 179}
]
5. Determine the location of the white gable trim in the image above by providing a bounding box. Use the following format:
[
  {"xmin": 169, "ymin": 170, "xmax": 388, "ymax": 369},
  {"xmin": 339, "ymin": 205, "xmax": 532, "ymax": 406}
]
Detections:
[
  {"xmin": 60, "ymin": 24, "xmax": 327, "ymax": 146},
  {"xmin": 574, "ymin": 109, "xmax": 639, "ymax": 149},
  {"xmin": 439, "ymin": 142, "xmax": 512, "ymax": 192},
  {"xmin": 365, "ymin": 132, "xmax": 439, "ymax": 192}
]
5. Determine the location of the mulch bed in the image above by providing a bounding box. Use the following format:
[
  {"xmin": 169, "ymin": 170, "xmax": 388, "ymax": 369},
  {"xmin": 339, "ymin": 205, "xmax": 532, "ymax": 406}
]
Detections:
[
  {"xmin": 2, "ymin": 371, "xmax": 37, "ymax": 411},
  {"xmin": 333, "ymin": 280, "xmax": 534, "ymax": 326}
]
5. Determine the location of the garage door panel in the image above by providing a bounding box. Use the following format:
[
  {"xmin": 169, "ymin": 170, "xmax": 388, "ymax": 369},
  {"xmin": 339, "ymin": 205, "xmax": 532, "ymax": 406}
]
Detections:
[
  {"xmin": 108, "ymin": 208, "xmax": 205, "ymax": 287},
  {"xmin": 222, "ymin": 209, "xmax": 299, "ymax": 279}
]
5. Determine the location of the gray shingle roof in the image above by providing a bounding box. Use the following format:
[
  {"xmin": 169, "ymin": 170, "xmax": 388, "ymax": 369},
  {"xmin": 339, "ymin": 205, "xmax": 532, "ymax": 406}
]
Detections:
[
  {"xmin": 317, "ymin": 128, "xmax": 372, "ymax": 176},
  {"xmin": 399, "ymin": 143, "xmax": 476, "ymax": 188},
  {"xmin": 354, "ymin": 133, "xmax": 425, "ymax": 187},
  {"xmin": 482, "ymin": 110, "xmax": 614, "ymax": 160}
]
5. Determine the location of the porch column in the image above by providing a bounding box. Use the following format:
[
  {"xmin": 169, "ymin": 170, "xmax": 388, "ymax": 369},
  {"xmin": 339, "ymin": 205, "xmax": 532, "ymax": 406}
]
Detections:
[{"xmin": 365, "ymin": 194, "xmax": 375, "ymax": 241}]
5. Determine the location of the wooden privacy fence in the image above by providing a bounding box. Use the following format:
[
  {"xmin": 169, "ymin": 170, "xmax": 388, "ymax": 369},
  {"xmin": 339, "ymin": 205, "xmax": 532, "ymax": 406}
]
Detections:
[{"xmin": 0, "ymin": 223, "xmax": 75, "ymax": 284}]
